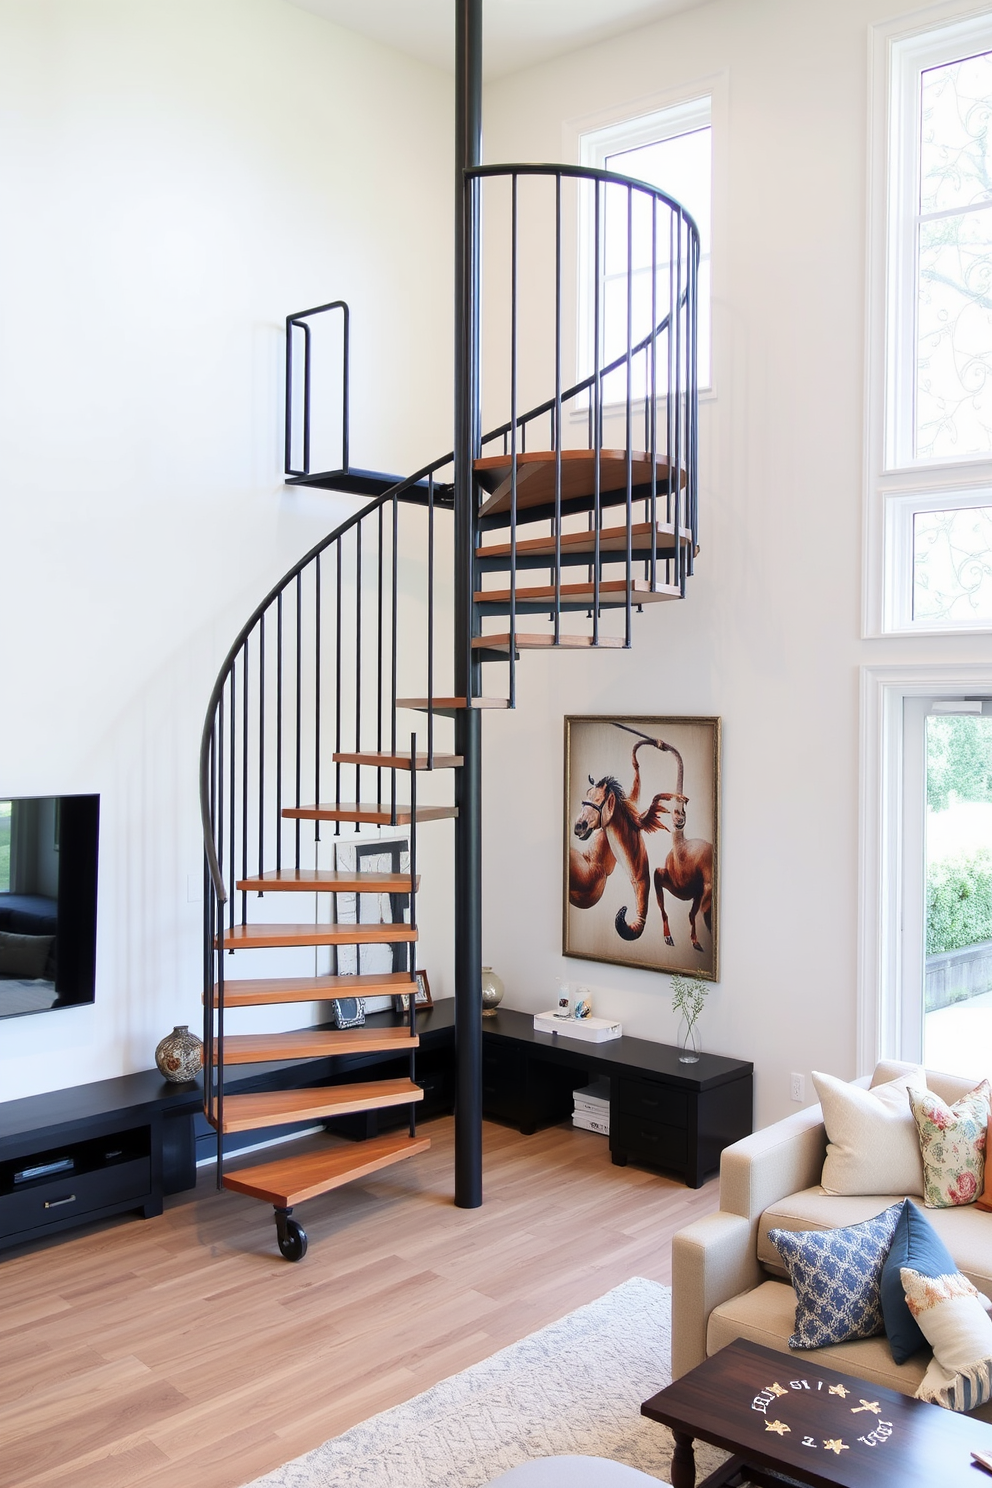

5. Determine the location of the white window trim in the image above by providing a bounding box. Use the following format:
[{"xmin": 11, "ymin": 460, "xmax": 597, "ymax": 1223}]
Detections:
[
  {"xmin": 563, "ymin": 73, "xmax": 727, "ymax": 417},
  {"xmin": 859, "ymin": 661, "xmax": 992, "ymax": 1074},
  {"xmin": 865, "ymin": 4, "xmax": 992, "ymax": 637}
]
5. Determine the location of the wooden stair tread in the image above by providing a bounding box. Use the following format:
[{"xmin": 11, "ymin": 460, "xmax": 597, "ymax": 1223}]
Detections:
[
  {"xmin": 222, "ymin": 1133, "xmax": 431, "ymax": 1206},
  {"xmin": 332, "ymin": 751, "xmax": 463, "ymax": 769},
  {"xmin": 208, "ymin": 972, "xmax": 417, "ymax": 1007},
  {"xmin": 395, "ymin": 696, "xmax": 509, "ymax": 712},
  {"xmin": 214, "ymin": 1028, "xmax": 419, "ymax": 1064},
  {"xmin": 216, "ymin": 922, "xmax": 416, "ymax": 950},
  {"xmin": 207, "ymin": 1079, "xmax": 423, "ymax": 1133},
  {"xmin": 236, "ymin": 869, "xmax": 419, "ymax": 893},
  {"xmin": 473, "ymin": 633, "xmax": 625, "ymax": 651},
  {"xmin": 474, "ymin": 449, "xmax": 685, "ymax": 518},
  {"xmin": 282, "ymin": 802, "xmax": 458, "ymax": 824},
  {"xmin": 478, "ymin": 519, "xmax": 691, "ymax": 561},
  {"xmin": 475, "ymin": 579, "xmax": 681, "ymax": 605}
]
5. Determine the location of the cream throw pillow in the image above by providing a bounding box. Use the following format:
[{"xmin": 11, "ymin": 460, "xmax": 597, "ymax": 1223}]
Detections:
[
  {"xmin": 814, "ymin": 1068, "xmax": 926, "ymax": 1197},
  {"xmin": 901, "ymin": 1266, "xmax": 992, "ymax": 1411}
]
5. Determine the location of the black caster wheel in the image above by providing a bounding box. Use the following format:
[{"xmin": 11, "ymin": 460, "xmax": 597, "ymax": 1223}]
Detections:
[{"xmin": 274, "ymin": 1208, "xmax": 308, "ymax": 1261}]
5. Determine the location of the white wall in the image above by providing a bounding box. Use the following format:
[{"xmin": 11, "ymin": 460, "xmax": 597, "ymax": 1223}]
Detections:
[
  {"xmin": 480, "ymin": 0, "xmax": 992, "ymax": 1128},
  {"xmin": 0, "ymin": 0, "xmax": 453, "ymax": 1100}
]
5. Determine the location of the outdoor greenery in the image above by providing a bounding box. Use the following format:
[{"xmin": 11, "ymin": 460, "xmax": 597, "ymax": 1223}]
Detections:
[
  {"xmin": 926, "ymin": 717, "xmax": 992, "ymax": 956},
  {"xmin": 927, "ymin": 849, "xmax": 992, "ymax": 955},
  {"xmin": 926, "ymin": 715, "xmax": 992, "ymax": 812}
]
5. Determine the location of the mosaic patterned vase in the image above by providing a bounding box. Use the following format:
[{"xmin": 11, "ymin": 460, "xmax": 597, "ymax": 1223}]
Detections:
[
  {"xmin": 155, "ymin": 1024, "xmax": 203, "ymax": 1083},
  {"xmin": 481, "ymin": 966, "xmax": 504, "ymax": 1017}
]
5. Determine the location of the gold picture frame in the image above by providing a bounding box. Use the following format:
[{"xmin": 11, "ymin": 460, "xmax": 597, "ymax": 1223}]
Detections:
[{"xmin": 564, "ymin": 715, "xmax": 720, "ymax": 980}]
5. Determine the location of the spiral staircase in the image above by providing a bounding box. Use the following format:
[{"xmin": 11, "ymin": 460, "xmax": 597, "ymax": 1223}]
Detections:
[{"xmin": 199, "ymin": 150, "xmax": 699, "ymax": 1260}]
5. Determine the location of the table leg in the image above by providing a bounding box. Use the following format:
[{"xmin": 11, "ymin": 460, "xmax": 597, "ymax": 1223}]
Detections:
[{"xmin": 670, "ymin": 1430, "xmax": 696, "ymax": 1488}]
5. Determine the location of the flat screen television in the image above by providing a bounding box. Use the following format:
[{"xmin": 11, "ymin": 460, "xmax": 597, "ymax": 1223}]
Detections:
[{"xmin": 0, "ymin": 795, "xmax": 99, "ymax": 1018}]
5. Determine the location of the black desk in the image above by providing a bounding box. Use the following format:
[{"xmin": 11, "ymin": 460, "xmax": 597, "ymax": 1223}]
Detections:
[{"xmin": 476, "ymin": 1006, "xmax": 753, "ymax": 1187}]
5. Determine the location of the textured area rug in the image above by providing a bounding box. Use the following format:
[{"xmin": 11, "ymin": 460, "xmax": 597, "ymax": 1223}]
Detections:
[{"xmin": 242, "ymin": 1277, "xmax": 728, "ymax": 1488}]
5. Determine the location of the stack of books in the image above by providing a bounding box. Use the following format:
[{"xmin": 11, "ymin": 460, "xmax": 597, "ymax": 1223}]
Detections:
[{"xmin": 572, "ymin": 1078, "xmax": 610, "ymax": 1137}]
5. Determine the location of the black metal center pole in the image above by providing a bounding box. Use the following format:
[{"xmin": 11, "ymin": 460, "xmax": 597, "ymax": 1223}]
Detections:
[{"xmin": 453, "ymin": 0, "xmax": 483, "ymax": 1209}]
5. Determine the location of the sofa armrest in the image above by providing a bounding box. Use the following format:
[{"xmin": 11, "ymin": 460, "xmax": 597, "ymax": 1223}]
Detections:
[
  {"xmin": 719, "ymin": 1104, "xmax": 828, "ymax": 1226},
  {"xmin": 671, "ymin": 1211, "xmax": 762, "ymax": 1379}
]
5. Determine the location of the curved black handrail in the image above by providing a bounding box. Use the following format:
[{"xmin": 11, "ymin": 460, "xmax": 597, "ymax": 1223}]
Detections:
[{"xmin": 201, "ymin": 159, "xmax": 699, "ymax": 903}]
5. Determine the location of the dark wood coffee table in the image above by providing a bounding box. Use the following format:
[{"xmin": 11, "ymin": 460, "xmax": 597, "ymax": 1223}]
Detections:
[{"xmin": 641, "ymin": 1338, "xmax": 992, "ymax": 1487}]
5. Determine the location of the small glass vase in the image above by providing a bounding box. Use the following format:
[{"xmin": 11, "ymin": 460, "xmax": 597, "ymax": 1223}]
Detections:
[{"xmin": 678, "ymin": 1018, "xmax": 700, "ymax": 1064}]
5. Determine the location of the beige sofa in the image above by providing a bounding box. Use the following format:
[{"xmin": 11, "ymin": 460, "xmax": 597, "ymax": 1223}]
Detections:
[{"xmin": 671, "ymin": 1060, "xmax": 992, "ymax": 1419}]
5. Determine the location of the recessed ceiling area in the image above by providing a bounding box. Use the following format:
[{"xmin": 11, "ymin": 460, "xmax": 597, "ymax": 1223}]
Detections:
[{"xmin": 286, "ymin": 0, "xmax": 712, "ymax": 80}]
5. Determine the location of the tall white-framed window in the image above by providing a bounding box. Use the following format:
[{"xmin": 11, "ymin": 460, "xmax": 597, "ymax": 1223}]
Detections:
[
  {"xmin": 861, "ymin": 667, "xmax": 992, "ymax": 1079},
  {"xmin": 578, "ymin": 97, "xmax": 712, "ymax": 400},
  {"xmin": 866, "ymin": 9, "xmax": 992, "ymax": 635}
]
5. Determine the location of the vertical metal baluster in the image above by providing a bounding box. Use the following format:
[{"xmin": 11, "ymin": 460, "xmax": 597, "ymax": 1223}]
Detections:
[
  {"xmin": 377, "ymin": 502, "xmax": 384, "ymax": 804},
  {"xmin": 355, "ymin": 524, "xmax": 362, "ymax": 809},
  {"xmin": 509, "ymin": 173, "xmax": 519, "ymax": 706},
  {"xmin": 390, "ymin": 492, "xmax": 399, "ymax": 822},
  {"xmin": 284, "ymin": 317, "xmax": 294, "ymax": 475},
  {"xmin": 302, "ymin": 322, "xmax": 312, "ymax": 477},
  {"xmin": 427, "ymin": 474, "xmax": 435, "ymax": 767},
  {"xmin": 295, "ymin": 572, "xmax": 302, "ymax": 864},
  {"xmin": 215, "ymin": 692, "xmax": 225, "ymax": 1186},
  {"xmin": 554, "ymin": 173, "xmax": 562, "ymax": 645},
  {"xmin": 650, "ymin": 196, "xmax": 658, "ymax": 591},
  {"xmin": 229, "ymin": 667, "xmax": 236, "ymax": 940},
  {"xmin": 241, "ymin": 640, "xmax": 249, "ymax": 921},
  {"xmin": 674, "ymin": 211, "xmax": 684, "ymax": 596},
  {"xmin": 340, "ymin": 302, "xmax": 351, "ymax": 473},
  {"xmin": 204, "ymin": 728, "xmax": 216, "ymax": 1125},
  {"xmin": 625, "ymin": 183, "xmax": 633, "ymax": 649},
  {"xmin": 667, "ymin": 204, "xmax": 677, "ymax": 584},
  {"xmin": 335, "ymin": 543, "xmax": 343, "ymax": 827},
  {"xmin": 408, "ymin": 732, "xmax": 418, "ymax": 1133},
  {"xmin": 689, "ymin": 228, "xmax": 699, "ymax": 575},
  {"xmin": 276, "ymin": 592, "xmax": 283, "ymax": 872},
  {"xmin": 593, "ymin": 178, "xmax": 602, "ymax": 643},
  {"xmin": 314, "ymin": 556, "xmax": 321, "ymax": 843},
  {"xmin": 258, "ymin": 612, "xmax": 265, "ymax": 889}
]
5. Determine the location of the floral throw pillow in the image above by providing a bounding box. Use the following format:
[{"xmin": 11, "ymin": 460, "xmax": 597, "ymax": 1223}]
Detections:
[{"xmin": 909, "ymin": 1080, "xmax": 991, "ymax": 1208}]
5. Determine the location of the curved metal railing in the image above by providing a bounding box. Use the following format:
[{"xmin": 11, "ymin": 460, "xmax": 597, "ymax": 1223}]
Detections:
[{"xmin": 199, "ymin": 159, "xmax": 698, "ymax": 1171}]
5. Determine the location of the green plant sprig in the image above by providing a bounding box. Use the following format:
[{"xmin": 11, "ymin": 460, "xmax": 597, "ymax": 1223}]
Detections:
[{"xmin": 671, "ymin": 972, "xmax": 707, "ymax": 1029}]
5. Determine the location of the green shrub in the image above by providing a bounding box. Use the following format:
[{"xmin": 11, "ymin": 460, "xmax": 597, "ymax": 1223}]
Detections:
[{"xmin": 927, "ymin": 849, "xmax": 992, "ymax": 955}]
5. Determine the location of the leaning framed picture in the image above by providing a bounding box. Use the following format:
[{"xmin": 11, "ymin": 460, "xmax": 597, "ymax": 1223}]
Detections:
[
  {"xmin": 564, "ymin": 715, "xmax": 720, "ymax": 980},
  {"xmin": 391, "ymin": 971, "xmax": 433, "ymax": 1013}
]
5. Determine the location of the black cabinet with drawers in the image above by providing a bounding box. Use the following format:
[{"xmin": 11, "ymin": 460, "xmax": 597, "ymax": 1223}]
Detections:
[{"xmin": 475, "ymin": 1007, "xmax": 753, "ymax": 1188}]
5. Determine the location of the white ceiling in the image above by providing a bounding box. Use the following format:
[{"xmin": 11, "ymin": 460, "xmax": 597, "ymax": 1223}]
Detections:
[{"xmin": 286, "ymin": 0, "xmax": 711, "ymax": 80}]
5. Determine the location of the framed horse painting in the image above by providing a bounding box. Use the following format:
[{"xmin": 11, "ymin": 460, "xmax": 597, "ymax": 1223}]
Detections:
[{"xmin": 563, "ymin": 715, "xmax": 721, "ymax": 980}]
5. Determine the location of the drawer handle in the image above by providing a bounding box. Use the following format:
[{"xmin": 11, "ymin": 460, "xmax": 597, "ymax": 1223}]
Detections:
[
  {"xmin": 642, "ymin": 1098, "xmax": 659, "ymax": 1108},
  {"xmin": 44, "ymin": 1194, "xmax": 77, "ymax": 1209}
]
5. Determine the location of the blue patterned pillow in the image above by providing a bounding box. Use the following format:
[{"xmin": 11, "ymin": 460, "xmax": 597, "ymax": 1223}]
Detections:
[{"xmin": 769, "ymin": 1203, "xmax": 902, "ymax": 1349}]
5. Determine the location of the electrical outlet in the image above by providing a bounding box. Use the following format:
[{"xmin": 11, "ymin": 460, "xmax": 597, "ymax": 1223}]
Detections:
[{"xmin": 790, "ymin": 1072, "xmax": 805, "ymax": 1104}]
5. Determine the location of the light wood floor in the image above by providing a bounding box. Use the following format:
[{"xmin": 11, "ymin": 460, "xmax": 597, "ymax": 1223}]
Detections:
[{"xmin": 0, "ymin": 1117, "xmax": 719, "ymax": 1488}]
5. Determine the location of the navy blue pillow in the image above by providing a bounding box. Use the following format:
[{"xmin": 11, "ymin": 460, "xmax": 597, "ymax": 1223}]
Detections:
[{"xmin": 880, "ymin": 1198, "xmax": 960, "ymax": 1363}]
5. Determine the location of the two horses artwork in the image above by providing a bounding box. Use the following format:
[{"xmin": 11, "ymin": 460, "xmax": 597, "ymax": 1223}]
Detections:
[{"xmin": 568, "ymin": 720, "xmax": 716, "ymax": 973}]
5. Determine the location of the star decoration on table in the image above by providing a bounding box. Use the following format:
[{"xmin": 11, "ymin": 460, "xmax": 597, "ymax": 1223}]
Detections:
[
  {"xmin": 765, "ymin": 1421, "xmax": 791, "ymax": 1435},
  {"xmin": 823, "ymin": 1440, "xmax": 849, "ymax": 1455},
  {"xmin": 828, "ymin": 1384, "xmax": 849, "ymax": 1398},
  {"xmin": 767, "ymin": 1383, "xmax": 787, "ymax": 1397},
  {"xmin": 851, "ymin": 1400, "xmax": 881, "ymax": 1415}
]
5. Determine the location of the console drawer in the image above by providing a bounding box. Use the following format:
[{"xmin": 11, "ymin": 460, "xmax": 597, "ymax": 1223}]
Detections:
[
  {"xmin": 0, "ymin": 1158, "xmax": 152, "ymax": 1237},
  {"xmin": 618, "ymin": 1079, "xmax": 687, "ymax": 1128},
  {"xmin": 614, "ymin": 1116, "xmax": 687, "ymax": 1168}
]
